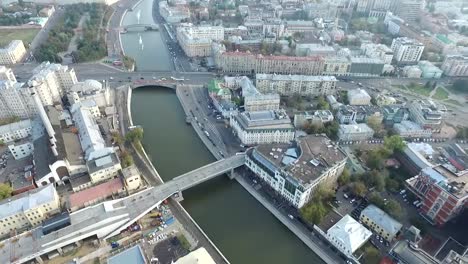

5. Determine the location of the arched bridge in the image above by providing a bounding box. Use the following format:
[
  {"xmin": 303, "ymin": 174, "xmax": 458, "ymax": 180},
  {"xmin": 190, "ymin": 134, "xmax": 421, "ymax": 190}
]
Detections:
[{"xmin": 1, "ymin": 154, "xmax": 246, "ymax": 264}]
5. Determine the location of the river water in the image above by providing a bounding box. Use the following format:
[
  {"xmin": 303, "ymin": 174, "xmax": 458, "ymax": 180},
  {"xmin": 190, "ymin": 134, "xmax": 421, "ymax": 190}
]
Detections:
[{"xmin": 122, "ymin": 1, "xmax": 322, "ymax": 263}]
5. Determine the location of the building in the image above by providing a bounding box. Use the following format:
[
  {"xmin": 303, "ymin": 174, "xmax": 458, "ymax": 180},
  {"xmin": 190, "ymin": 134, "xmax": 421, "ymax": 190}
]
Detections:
[
  {"xmin": 349, "ymin": 57, "xmax": 384, "ymax": 77},
  {"xmin": 394, "ymin": 121, "xmax": 432, "ymax": 138},
  {"xmin": 177, "ymin": 25, "xmax": 224, "ymax": 57},
  {"xmin": 391, "ymin": 37, "xmax": 425, "ymax": 65},
  {"xmin": 238, "ymin": 76, "xmax": 280, "ymax": 112},
  {"xmin": 159, "ymin": 1, "xmax": 190, "ymax": 23},
  {"xmin": 245, "ymin": 134, "xmax": 347, "ymax": 208},
  {"xmin": 8, "ymin": 139, "xmax": 34, "ymax": 160},
  {"xmin": 0, "ymin": 66, "xmax": 16, "ymax": 82},
  {"xmin": 360, "ymin": 204, "xmax": 403, "ymax": 241},
  {"xmin": 441, "ymin": 55, "xmax": 468, "ymax": 77},
  {"xmin": 361, "ymin": 43, "xmax": 394, "ymax": 64},
  {"xmin": 0, "ymin": 184, "xmax": 60, "ymax": 238},
  {"xmin": 122, "ymin": 165, "xmax": 142, "ymax": 192},
  {"xmin": 403, "ymin": 65, "xmax": 422, "ymax": 78},
  {"xmin": 108, "ymin": 245, "xmax": 147, "ymax": 264},
  {"xmin": 68, "ymin": 177, "xmax": 125, "ymax": 211},
  {"xmin": 382, "ymin": 105, "xmax": 409, "ymax": 125},
  {"xmin": 408, "ymin": 100, "xmax": 445, "ymax": 131},
  {"xmin": 284, "ymin": 20, "xmax": 315, "ymax": 35},
  {"xmin": 255, "ymin": 74, "xmax": 337, "ymax": 96},
  {"xmin": 295, "ymin": 44, "xmax": 336, "ymax": 57},
  {"xmin": 28, "ymin": 62, "xmax": 78, "ymax": 106},
  {"xmin": 418, "ymin": 61, "xmax": 443, "ymax": 79},
  {"xmin": 0, "ymin": 119, "xmax": 32, "ymax": 143},
  {"xmin": 0, "ymin": 40, "xmax": 26, "ymax": 65},
  {"xmin": 173, "ymin": 247, "xmax": 216, "ymax": 264},
  {"xmin": 337, "ymin": 124, "xmax": 374, "ymax": 141},
  {"xmin": 230, "ymin": 110, "xmax": 294, "ymax": 145},
  {"xmin": 406, "ymin": 165, "xmax": 468, "ymax": 226},
  {"xmin": 375, "ymin": 94, "xmax": 397, "ymax": 106},
  {"xmin": 0, "ymin": 81, "xmax": 37, "ymax": 119},
  {"xmin": 397, "ymin": 142, "xmax": 434, "ymax": 175},
  {"xmin": 323, "ymin": 57, "xmax": 351, "ymax": 76},
  {"xmin": 293, "ymin": 110, "xmax": 334, "ymax": 128},
  {"xmin": 348, "ymin": 89, "xmax": 371, "ymax": 106},
  {"xmin": 394, "ymin": 0, "xmax": 423, "ymax": 22},
  {"xmin": 325, "ymin": 215, "xmax": 372, "ymax": 257}
]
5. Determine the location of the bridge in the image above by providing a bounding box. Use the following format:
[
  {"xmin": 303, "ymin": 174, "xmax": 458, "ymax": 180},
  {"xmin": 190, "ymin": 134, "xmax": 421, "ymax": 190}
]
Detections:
[
  {"xmin": 0, "ymin": 154, "xmax": 245, "ymax": 264},
  {"xmin": 121, "ymin": 24, "xmax": 159, "ymax": 31}
]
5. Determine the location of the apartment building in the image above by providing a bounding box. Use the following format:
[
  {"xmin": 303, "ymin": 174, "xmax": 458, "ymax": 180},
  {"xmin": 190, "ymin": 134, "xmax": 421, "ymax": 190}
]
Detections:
[
  {"xmin": 176, "ymin": 25, "xmax": 224, "ymax": 57},
  {"xmin": 238, "ymin": 76, "xmax": 280, "ymax": 112},
  {"xmin": 394, "ymin": 0, "xmax": 423, "ymax": 22},
  {"xmin": 323, "ymin": 57, "xmax": 351, "ymax": 76},
  {"xmin": 406, "ymin": 166, "xmax": 468, "ymax": 226},
  {"xmin": 441, "ymin": 55, "xmax": 468, "ymax": 77},
  {"xmin": 8, "ymin": 140, "xmax": 34, "ymax": 160},
  {"xmin": 159, "ymin": 1, "xmax": 190, "ymax": 23},
  {"xmin": 337, "ymin": 124, "xmax": 374, "ymax": 141},
  {"xmin": 230, "ymin": 110, "xmax": 295, "ymax": 145},
  {"xmin": 0, "ymin": 81, "xmax": 37, "ymax": 119},
  {"xmin": 293, "ymin": 110, "xmax": 334, "ymax": 128},
  {"xmin": 391, "ymin": 37, "xmax": 425, "ymax": 65},
  {"xmin": 0, "ymin": 119, "xmax": 32, "ymax": 143},
  {"xmin": 361, "ymin": 43, "xmax": 394, "ymax": 64},
  {"xmin": 0, "ymin": 40, "xmax": 26, "ymax": 65},
  {"xmin": 394, "ymin": 120, "xmax": 432, "ymax": 138},
  {"xmin": 0, "ymin": 66, "xmax": 16, "ymax": 82},
  {"xmin": 245, "ymin": 135, "xmax": 347, "ymax": 208},
  {"xmin": 348, "ymin": 89, "xmax": 371, "ymax": 106},
  {"xmin": 360, "ymin": 204, "xmax": 403, "ymax": 241},
  {"xmin": 255, "ymin": 74, "xmax": 337, "ymax": 96},
  {"xmin": 0, "ymin": 184, "xmax": 60, "ymax": 238}
]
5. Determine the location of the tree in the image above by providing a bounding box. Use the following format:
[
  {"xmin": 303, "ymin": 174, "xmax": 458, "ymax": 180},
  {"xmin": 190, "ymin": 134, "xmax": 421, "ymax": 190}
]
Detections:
[
  {"xmin": 120, "ymin": 151, "xmax": 134, "ymax": 168},
  {"xmin": 368, "ymin": 192, "xmax": 385, "ymax": 208},
  {"xmin": 125, "ymin": 127, "xmax": 144, "ymax": 143},
  {"xmin": 316, "ymin": 96, "xmax": 330, "ymax": 110},
  {"xmin": 384, "ymin": 199, "xmax": 403, "ymax": 219},
  {"xmin": 366, "ymin": 149, "xmax": 384, "ymax": 170},
  {"xmin": 364, "ymin": 246, "xmax": 381, "ymax": 264},
  {"xmin": 351, "ymin": 181, "xmax": 367, "ymax": 197},
  {"xmin": 0, "ymin": 184, "xmax": 12, "ymax": 199},
  {"xmin": 385, "ymin": 177, "xmax": 400, "ymax": 192},
  {"xmin": 111, "ymin": 132, "xmax": 124, "ymax": 145},
  {"xmin": 367, "ymin": 115, "xmax": 383, "ymax": 133},
  {"xmin": 337, "ymin": 168, "xmax": 350, "ymax": 186},
  {"xmin": 300, "ymin": 201, "xmax": 328, "ymax": 224},
  {"xmin": 384, "ymin": 135, "xmax": 406, "ymax": 153}
]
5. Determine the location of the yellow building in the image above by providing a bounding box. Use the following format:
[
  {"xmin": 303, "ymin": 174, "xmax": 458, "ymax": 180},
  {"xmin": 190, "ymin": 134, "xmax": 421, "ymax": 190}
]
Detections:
[
  {"xmin": 0, "ymin": 40, "xmax": 27, "ymax": 65},
  {"xmin": 359, "ymin": 204, "xmax": 402, "ymax": 241},
  {"xmin": 122, "ymin": 165, "xmax": 142, "ymax": 192},
  {"xmin": 0, "ymin": 184, "xmax": 60, "ymax": 238}
]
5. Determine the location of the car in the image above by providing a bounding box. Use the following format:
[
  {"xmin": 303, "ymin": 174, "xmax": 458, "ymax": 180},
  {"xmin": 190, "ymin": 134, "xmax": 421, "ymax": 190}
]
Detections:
[
  {"xmin": 400, "ymin": 189, "xmax": 406, "ymax": 195},
  {"xmin": 350, "ymin": 198, "xmax": 356, "ymax": 204},
  {"xmin": 288, "ymin": 214, "xmax": 294, "ymax": 220}
]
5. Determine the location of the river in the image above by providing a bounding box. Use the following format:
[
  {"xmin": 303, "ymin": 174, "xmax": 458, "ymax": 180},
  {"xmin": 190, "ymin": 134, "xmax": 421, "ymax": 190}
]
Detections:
[{"xmin": 122, "ymin": 1, "xmax": 322, "ymax": 263}]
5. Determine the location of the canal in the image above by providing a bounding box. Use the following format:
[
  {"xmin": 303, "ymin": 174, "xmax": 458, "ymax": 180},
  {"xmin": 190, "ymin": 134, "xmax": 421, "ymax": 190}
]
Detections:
[{"xmin": 123, "ymin": 1, "xmax": 323, "ymax": 263}]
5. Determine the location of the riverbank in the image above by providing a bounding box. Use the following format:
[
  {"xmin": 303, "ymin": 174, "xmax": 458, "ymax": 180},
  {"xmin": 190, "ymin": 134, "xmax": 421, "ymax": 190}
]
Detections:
[{"xmin": 124, "ymin": 86, "xmax": 231, "ymax": 264}]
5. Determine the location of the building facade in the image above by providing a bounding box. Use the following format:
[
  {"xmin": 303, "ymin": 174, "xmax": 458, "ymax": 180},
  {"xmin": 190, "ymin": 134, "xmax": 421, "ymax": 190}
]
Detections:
[
  {"xmin": 360, "ymin": 204, "xmax": 402, "ymax": 241},
  {"xmin": 245, "ymin": 135, "xmax": 347, "ymax": 208},
  {"xmin": 337, "ymin": 124, "xmax": 374, "ymax": 141},
  {"xmin": 177, "ymin": 25, "xmax": 224, "ymax": 57},
  {"xmin": 0, "ymin": 40, "xmax": 26, "ymax": 65},
  {"xmin": 441, "ymin": 55, "xmax": 468, "ymax": 77},
  {"xmin": 0, "ymin": 119, "xmax": 32, "ymax": 143},
  {"xmin": 391, "ymin": 37, "xmax": 425, "ymax": 65},
  {"xmin": 255, "ymin": 74, "xmax": 337, "ymax": 96},
  {"xmin": 0, "ymin": 81, "xmax": 37, "ymax": 119},
  {"xmin": 408, "ymin": 100, "xmax": 444, "ymax": 131},
  {"xmin": 0, "ymin": 66, "xmax": 16, "ymax": 82}
]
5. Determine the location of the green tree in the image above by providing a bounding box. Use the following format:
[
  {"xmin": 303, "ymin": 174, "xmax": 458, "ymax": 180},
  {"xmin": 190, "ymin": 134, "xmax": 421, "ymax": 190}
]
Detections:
[
  {"xmin": 368, "ymin": 192, "xmax": 385, "ymax": 208},
  {"xmin": 351, "ymin": 181, "xmax": 367, "ymax": 197},
  {"xmin": 316, "ymin": 96, "xmax": 330, "ymax": 110},
  {"xmin": 300, "ymin": 201, "xmax": 328, "ymax": 224},
  {"xmin": 0, "ymin": 184, "xmax": 13, "ymax": 199},
  {"xmin": 366, "ymin": 149, "xmax": 384, "ymax": 170},
  {"xmin": 364, "ymin": 246, "xmax": 381, "ymax": 264},
  {"xmin": 120, "ymin": 151, "xmax": 134, "ymax": 168},
  {"xmin": 337, "ymin": 168, "xmax": 351, "ymax": 186},
  {"xmin": 111, "ymin": 132, "xmax": 124, "ymax": 145},
  {"xmin": 451, "ymin": 79, "xmax": 468, "ymax": 93},
  {"xmin": 385, "ymin": 177, "xmax": 400, "ymax": 192},
  {"xmin": 125, "ymin": 127, "xmax": 144, "ymax": 143},
  {"xmin": 384, "ymin": 135, "xmax": 406, "ymax": 153},
  {"xmin": 384, "ymin": 199, "xmax": 403, "ymax": 219}
]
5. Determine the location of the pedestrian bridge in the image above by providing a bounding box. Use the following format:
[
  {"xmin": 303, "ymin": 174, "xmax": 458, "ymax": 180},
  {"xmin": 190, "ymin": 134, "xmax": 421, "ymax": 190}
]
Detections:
[{"xmin": 0, "ymin": 154, "xmax": 245, "ymax": 264}]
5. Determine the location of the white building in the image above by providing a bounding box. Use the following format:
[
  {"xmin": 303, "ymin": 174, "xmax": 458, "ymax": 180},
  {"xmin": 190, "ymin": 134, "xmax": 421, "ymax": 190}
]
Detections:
[
  {"xmin": 70, "ymin": 80, "xmax": 110, "ymax": 107},
  {"xmin": 391, "ymin": 37, "xmax": 425, "ymax": 64},
  {"xmin": 177, "ymin": 25, "xmax": 224, "ymax": 57},
  {"xmin": 361, "ymin": 43, "xmax": 394, "ymax": 64},
  {"xmin": 230, "ymin": 110, "xmax": 294, "ymax": 145},
  {"xmin": 293, "ymin": 110, "xmax": 334, "ymax": 128},
  {"xmin": 338, "ymin": 124, "xmax": 374, "ymax": 141},
  {"xmin": 348, "ymin": 89, "xmax": 371, "ymax": 106},
  {"xmin": 0, "ymin": 66, "xmax": 16, "ymax": 82},
  {"xmin": 0, "ymin": 40, "xmax": 26, "ymax": 65},
  {"xmin": 28, "ymin": 62, "xmax": 78, "ymax": 106},
  {"xmin": 0, "ymin": 119, "xmax": 32, "ymax": 143},
  {"xmin": 360, "ymin": 204, "xmax": 402, "ymax": 241},
  {"xmin": 403, "ymin": 65, "xmax": 422, "ymax": 78},
  {"xmin": 394, "ymin": 120, "xmax": 432, "ymax": 138},
  {"xmin": 441, "ymin": 55, "xmax": 468, "ymax": 77},
  {"xmin": 408, "ymin": 100, "xmax": 445, "ymax": 131},
  {"xmin": 255, "ymin": 74, "xmax": 337, "ymax": 96},
  {"xmin": 418, "ymin": 61, "xmax": 443, "ymax": 79},
  {"xmin": 159, "ymin": 1, "xmax": 190, "ymax": 23},
  {"xmin": 0, "ymin": 184, "xmax": 60, "ymax": 238},
  {"xmin": 245, "ymin": 135, "xmax": 347, "ymax": 208},
  {"xmin": 8, "ymin": 140, "xmax": 34, "ymax": 160},
  {"xmin": 0, "ymin": 80, "xmax": 37, "ymax": 119},
  {"xmin": 122, "ymin": 165, "xmax": 142, "ymax": 192},
  {"xmin": 239, "ymin": 77, "xmax": 280, "ymax": 112},
  {"xmin": 326, "ymin": 215, "xmax": 372, "ymax": 257}
]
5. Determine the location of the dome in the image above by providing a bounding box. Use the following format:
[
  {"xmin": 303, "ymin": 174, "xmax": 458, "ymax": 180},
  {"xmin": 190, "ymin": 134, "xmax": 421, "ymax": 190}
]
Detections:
[{"xmin": 84, "ymin": 79, "xmax": 102, "ymax": 90}]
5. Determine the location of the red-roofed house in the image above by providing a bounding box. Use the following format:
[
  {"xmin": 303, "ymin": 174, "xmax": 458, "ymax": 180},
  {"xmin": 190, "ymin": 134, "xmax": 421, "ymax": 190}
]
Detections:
[{"xmin": 68, "ymin": 178, "xmax": 125, "ymax": 211}]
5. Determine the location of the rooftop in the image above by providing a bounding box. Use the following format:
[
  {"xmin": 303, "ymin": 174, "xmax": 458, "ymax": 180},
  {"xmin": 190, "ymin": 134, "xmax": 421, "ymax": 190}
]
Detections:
[
  {"xmin": 256, "ymin": 74, "xmax": 337, "ymax": 82},
  {"xmin": 0, "ymin": 184, "xmax": 57, "ymax": 219},
  {"xmin": 0, "ymin": 119, "xmax": 31, "ymax": 135},
  {"xmin": 69, "ymin": 178, "xmax": 124, "ymax": 210},
  {"xmin": 360, "ymin": 204, "xmax": 402, "ymax": 237},
  {"xmin": 107, "ymin": 245, "xmax": 146, "ymax": 264},
  {"xmin": 174, "ymin": 247, "xmax": 216, "ymax": 264},
  {"xmin": 327, "ymin": 215, "xmax": 372, "ymax": 254},
  {"xmin": 422, "ymin": 165, "xmax": 468, "ymax": 199},
  {"xmin": 122, "ymin": 165, "xmax": 140, "ymax": 179},
  {"xmin": 235, "ymin": 110, "xmax": 294, "ymax": 131},
  {"xmin": 394, "ymin": 121, "xmax": 427, "ymax": 132},
  {"xmin": 254, "ymin": 134, "xmax": 347, "ymax": 186}
]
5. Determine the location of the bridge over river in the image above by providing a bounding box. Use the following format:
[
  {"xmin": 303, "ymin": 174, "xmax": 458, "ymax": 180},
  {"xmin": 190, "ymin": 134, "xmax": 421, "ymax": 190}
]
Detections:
[{"xmin": 0, "ymin": 154, "xmax": 245, "ymax": 264}]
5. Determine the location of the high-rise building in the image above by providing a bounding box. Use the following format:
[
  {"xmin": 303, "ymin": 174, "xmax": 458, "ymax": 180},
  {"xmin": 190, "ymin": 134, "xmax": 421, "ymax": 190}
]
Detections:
[
  {"xmin": 391, "ymin": 37, "xmax": 425, "ymax": 65},
  {"xmin": 394, "ymin": 0, "xmax": 423, "ymax": 22},
  {"xmin": 0, "ymin": 81, "xmax": 37, "ymax": 119},
  {"xmin": 0, "ymin": 66, "xmax": 16, "ymax": 82},
  {"xmin": 0, "ymin": 40, "xmax": 26, "ymax": 65},
  {"xmin": 176, "ymin": 25, "xmax": 224, "ymax": 57},
  {"xmin": 441, "ymin": 55, "xmax": 468, "ymax": 77}
]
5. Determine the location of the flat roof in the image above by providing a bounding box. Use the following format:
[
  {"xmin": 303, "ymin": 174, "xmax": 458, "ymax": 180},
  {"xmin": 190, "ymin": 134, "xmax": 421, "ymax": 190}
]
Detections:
[
  {"xmin": 32, "ymin": 134, "xmax": 55, "ymax": 179},
  {"xmin": 174, "ymin": 248, "xmax": 215, "ymax": 264},
  {"xmin": 107, "ymin": 245, "xmax": 146, "ymax": 264},
  {"xmin": 327, "ymin": 215, "xmax": 372, "ymax": 254},
  {"xmin": 256, "ymin": 73, "xmax": 337, "ymax": 82},
  {"xmin": 235, "ymin": 110, "xmax": 294, "ymax": 131},
  {"xmin": 0, "ymin": 184, "xmax": 56, "ymax": 219},
  {"xmin": 254, "ymin": 135, "xmax": 347, "ymax": 186},
  {"xmin": 0, "ymin": 119, "xmax": 31, "ymax": 135},
  {"xmin": 360, "ymin": 204, "xmax": 402, "ymax": 237},
  {"xmin": 69, "ymin": 178, "xmax": 124, "ymax": 210}
]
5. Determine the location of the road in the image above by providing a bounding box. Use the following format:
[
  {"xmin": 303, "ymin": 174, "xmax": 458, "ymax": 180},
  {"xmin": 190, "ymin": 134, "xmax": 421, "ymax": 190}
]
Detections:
[{"xmin": 106, "ymin": 0, "xmax": 135, "ymax": 59}]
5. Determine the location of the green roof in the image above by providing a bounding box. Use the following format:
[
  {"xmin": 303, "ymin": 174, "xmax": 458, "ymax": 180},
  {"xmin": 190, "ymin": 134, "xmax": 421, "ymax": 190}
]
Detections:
[
  {"xmin": 436, "ymin": 34, "xmax": 453, "ymax": 44},
  {"xmin": 208, "ymin": 79, "xmax": 221, "ymax": 93}
]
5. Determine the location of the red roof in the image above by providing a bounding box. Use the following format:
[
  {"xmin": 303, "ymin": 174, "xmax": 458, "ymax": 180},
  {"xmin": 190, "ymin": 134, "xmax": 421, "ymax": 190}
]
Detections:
[
  {"xmin": 379, "ymin": 256, "xmax": 395, "ymax": 264},
  {"xmin": 69, "ymin": 178, "xmax": 124, "ymax": 209}
]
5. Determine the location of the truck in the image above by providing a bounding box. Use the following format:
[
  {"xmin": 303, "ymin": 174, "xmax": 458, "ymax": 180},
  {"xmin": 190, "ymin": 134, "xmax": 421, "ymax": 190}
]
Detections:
[{"xmin": 148, "ymin": 212, "xmax": 162, "ymax": 218}]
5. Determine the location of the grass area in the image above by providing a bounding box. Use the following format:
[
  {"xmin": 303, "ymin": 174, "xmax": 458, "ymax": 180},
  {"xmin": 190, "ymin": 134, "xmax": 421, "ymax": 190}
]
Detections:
[
  {"xmin": 0, "ymin": 28, "xmax": 39, "ymax": 47},
  {"xmin": 445, "ymin": 99, "xmax": 462, "ymax": 106},
  {"xmin": 432, "ymin": 87, "xmax": 449, "ymax": 100},
  {"xmin": 406, "ymin": 83, "xmax": 432, "ymax": 96},
  {"xmin": 177, "ymin": 234, "xmax": 191, "ymax": 251}
]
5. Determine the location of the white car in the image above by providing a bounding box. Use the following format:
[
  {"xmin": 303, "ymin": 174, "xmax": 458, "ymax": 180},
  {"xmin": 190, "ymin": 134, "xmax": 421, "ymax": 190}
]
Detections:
[{"xmin": 288, "ymin": 214, "xmax": 294, "ymax": 220}]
